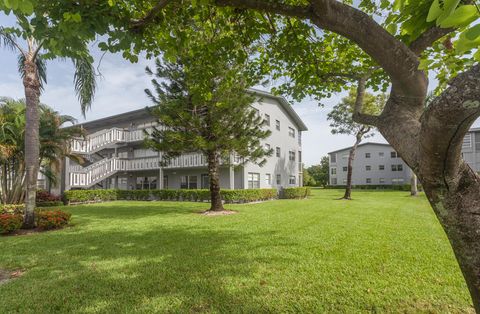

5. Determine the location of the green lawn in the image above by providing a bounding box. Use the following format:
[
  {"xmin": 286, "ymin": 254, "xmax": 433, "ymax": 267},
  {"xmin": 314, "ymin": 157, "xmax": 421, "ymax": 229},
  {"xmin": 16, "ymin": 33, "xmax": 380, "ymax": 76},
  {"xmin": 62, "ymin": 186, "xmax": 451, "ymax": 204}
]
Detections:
[{"xmin": 0, "ymin": 189, "xmax": 473, "ymax": 313}]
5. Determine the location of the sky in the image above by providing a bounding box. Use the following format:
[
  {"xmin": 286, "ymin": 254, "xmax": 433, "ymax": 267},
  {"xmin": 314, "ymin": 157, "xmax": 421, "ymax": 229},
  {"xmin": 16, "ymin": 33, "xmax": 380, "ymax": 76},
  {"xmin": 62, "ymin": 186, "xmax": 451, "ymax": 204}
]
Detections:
[{"xmin": 2, "ymin": 14, "xmax": 470, "ymax": 167}]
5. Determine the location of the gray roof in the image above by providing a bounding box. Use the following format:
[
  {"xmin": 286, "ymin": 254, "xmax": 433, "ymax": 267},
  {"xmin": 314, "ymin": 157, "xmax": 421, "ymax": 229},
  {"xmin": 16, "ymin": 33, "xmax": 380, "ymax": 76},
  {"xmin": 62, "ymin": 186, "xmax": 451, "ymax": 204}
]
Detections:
[
  {"xmin": 76, "ymin": 89, "xmax": 308, "ymax": 131},
  {"xmin": 248, "ymin": 88, "xmax": 308, "ymax": 131},
  {"xmin": 328, "ymin": 142, "xmax": 392, "ymax": 155}
]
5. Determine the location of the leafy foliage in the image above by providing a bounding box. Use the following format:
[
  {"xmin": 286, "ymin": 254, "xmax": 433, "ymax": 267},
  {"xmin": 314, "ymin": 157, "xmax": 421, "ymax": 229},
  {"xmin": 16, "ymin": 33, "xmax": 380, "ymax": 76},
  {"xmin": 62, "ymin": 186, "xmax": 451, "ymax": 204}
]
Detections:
[
  {"xmin": 0, "ymin": 213, "xmax": 23, "ymax": 234},
  {"xmin": 63, "ymin": 188, "xmax": 278, "ymax": 204},
  {"xmin": 36, "ymin": 209, "xmax": 71, "ymax": 230},
  {"xmin": 304, "ymin": 157, "xmax": 330, "ymax": 187},
  {"xmin": 282, "ymin": 187, "xmax": 311, "ymax": 199},
  {"xmin": 0, "ymin": 98, "xmax": 82, "ymax": 204},
  {"xmin": 327, "ymin": 89, "xmax": 385, "ymax": 136}
]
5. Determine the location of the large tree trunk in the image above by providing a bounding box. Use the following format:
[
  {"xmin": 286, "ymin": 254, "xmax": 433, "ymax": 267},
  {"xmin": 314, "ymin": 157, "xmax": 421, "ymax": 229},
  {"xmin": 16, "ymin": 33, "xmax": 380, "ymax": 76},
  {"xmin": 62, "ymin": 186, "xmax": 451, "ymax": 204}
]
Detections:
[
  {"xmin": 343, "ymin": 134, "xmax": 362, "ymax": 200},
  {"xmin": 421, "ymin": 164, "xmax": 480, "ymax": 312},
  {"xmin": 207, "ymin": 150, "xmax": 225, "ymax": 212},
  {"xmin": 22, "ymin": 57, "xmax": 41, "ymax": 228}
]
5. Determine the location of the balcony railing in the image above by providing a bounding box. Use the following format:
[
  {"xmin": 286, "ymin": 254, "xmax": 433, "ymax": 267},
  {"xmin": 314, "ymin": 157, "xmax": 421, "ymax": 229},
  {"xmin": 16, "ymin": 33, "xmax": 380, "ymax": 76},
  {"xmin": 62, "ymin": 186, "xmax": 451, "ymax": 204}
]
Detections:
[
  {"xmin": 70, "ymin": 126, "xmax": 162, "ymax": 154},
  {"xmin": 68, "ymin": 153, "xmax": 210, "ymax": 187}
]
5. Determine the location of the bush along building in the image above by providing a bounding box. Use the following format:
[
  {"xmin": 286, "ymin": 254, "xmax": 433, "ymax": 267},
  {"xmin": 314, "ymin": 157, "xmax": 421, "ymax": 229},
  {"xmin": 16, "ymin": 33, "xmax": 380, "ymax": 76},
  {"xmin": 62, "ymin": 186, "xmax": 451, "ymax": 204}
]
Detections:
[
  {"xmin": 55, "ymin": 90, "xmax": 307, "ymax": 195},
  {"xmin": 328, "ymin": 142, "xmax": 413, "ymax": 188}
]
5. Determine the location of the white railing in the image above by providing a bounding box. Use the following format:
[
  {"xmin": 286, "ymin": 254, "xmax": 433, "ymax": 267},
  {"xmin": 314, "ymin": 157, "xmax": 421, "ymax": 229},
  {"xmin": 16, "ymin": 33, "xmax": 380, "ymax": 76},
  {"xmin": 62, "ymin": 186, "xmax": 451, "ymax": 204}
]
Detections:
[
  {"xmin": 71, "ymin": 126, "xmax": 162, "ymax": 154},
  {"xmin": 68, "ymin": 153, "xmax": 209, "ymax": 187}
]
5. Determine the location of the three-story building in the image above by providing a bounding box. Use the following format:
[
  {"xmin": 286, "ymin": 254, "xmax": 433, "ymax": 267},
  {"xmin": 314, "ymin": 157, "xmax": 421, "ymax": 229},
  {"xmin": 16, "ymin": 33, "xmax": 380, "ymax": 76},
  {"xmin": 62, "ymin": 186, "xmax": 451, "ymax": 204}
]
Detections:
[
  {"xmin": 57, "ymin": 90, "xmax": 307, "ymax": 193},
  {"xmin": 328, "ymin": 142, "xmax": 412, "ymax": 186}
]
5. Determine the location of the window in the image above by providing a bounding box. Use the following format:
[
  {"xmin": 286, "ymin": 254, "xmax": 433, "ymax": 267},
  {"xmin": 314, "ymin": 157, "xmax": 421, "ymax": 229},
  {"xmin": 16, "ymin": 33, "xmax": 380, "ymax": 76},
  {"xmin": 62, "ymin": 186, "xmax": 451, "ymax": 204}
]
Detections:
[
  {"xmin": 201, "ymin": 174, "xmax": 209, "ymax": 189},
  {"xmin": 298, "ymin": 151, "xmax": 302, "ymax": 162},
  {"xmin": 379, "ymin": 165, "xmax": 385, "ymax": 170},
  {"xmin": 276, "ymin": 147, "xmax": 281, "ymax": 157},
  {"xmin": 276, "ymin": 174, "xmax": 281, "ymax": 185},
  {"xmin": 379, "ymin": 152, "xmax": 385, "ymax": 157},
  {"xmin": 265, "ymin": 173, "xmax": 271, "ymax": 185},
  {"xmin": 163, "ymin": 175, "xmax": 168, "ymax": 189},
  {"xmin": 463, "ymin": 133, "xmax": 472, "ymax": 148},
  {"xmin": 180, "ymin": 176, "xmax": 188, "ymax": 189},
  {"xmin": 330, "ymin": 153, "xmax": 337, "ymax": 163},
  {"xmin": 118, "ymin": 177, "xmax": 128, "ymax": 190},
  {"xmin": 248, "ymin": 172, "xmax": 260, "ymax": 189},
  {"xmin": 331, "ymin": 178, "xmax": 337, "ymax": 185},
  {"xmin": 136, "ymin": 176, "xmax": 157, "ymax": 190},
  {"xmin": 289, "ymin": 151, "xmax": 296, "ymax": 161},
  {"xmin": 288, "ymin": 127, "xmax": 295, "ymax": 138},
  {"xmin": 391, "ymin": 151, "xmax": 398, "ymax": 158},
  {"xmin": 391, "ymin": 164, "xmax": 404, "ymax": 171},
  {"xmin": 188, "ymin": 176, "xmax": 197, "ymax": 189},
  {"xmin": 275, "ymin": 119, "xmax": 280, "ymax": 131},
  {"xmin": 365, "ymin": 153, "xmax": 371, "ymax": 158},
  {"xmin": 331, "ymin": 167, "xmax": 337, "ymax": 175},
  {"xmin": 366, "ymin": 178, "xmax": 372, "ymax": 184},
  {"xmin": 289, "ymin": 175, "xmax": 296, "ymax": 185},
  {"xmin": 298, "ymin": 132, "xmax": 302, "ymax": 145},
  {"xmin": 379, "ymin": 178, "xmax": 385, "ymax": 184},
  {"xmin": 366, "ymin": 165, "xmax": 371, "ymax": 171},
  {"xmin": 264, "ymin": 114, "xmax": 271, "ymax": 126},
  {"xmin": 343, "ymin": 167, "xmax": 348, "ymax": 172},
  {"xmin": 392, "ymin": 178, "xmax": 405, "ymax": 184},
  {"xmin": 180, "ymin": 175, "xmax": 198, "ymax": 189}
]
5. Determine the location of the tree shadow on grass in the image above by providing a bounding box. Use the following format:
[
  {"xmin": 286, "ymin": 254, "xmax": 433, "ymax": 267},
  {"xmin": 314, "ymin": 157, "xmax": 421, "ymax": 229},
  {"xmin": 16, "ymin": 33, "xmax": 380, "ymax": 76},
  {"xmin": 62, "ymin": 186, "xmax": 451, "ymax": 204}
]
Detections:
[{"xmin": 0, "ymin": 211, "xmax": 298, "ymax": 313}]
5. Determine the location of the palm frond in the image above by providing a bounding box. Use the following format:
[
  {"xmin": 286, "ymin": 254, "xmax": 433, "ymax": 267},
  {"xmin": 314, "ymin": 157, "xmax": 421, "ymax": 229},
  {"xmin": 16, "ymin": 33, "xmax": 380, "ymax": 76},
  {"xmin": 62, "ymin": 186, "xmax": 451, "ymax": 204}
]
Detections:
[
  {"xmin": 0, "ymin": 27, "xmax": 21, "ymax": 53},
  {"xmin": 17, "ymin": 53, "xmax": 47, "ymax": 91},
  {"xmin": 73, "ymin": 57, "xmax": 96, "ymax": 116}
]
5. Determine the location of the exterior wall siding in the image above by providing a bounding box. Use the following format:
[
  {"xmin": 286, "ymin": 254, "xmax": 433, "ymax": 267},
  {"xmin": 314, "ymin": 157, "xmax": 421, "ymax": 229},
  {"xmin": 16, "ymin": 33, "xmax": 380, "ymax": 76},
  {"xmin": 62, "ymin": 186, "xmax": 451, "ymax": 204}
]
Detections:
[
  {"xmin": 62, "ymin": 92, "xmax": 306, "ymax": 192},
  {"xmin": 328, "ymin": 143, "xmax": 412, "ymax": 186}
]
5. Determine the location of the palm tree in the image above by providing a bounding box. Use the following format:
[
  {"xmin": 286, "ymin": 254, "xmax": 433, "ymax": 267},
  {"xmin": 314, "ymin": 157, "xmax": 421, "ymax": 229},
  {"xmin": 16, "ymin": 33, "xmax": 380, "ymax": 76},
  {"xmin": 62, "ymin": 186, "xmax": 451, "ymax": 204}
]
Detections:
[
  {"xmin": 0, "ymin": 26, "xmax": 95, "ymax": 228},
  {"xmin": 0, "ymin": 97, "xmax": 82, "ymax": 204}
]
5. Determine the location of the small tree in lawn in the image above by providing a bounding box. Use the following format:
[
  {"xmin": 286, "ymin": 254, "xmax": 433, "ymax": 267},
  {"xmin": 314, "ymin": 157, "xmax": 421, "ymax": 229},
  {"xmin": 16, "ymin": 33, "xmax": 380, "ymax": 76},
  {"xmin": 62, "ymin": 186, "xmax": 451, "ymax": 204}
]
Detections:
[
  {"xmin": 327, "ymin": 89, "xmax": 384, "ymax": 200},
  {"xmin": 145, "ymin": 56, "xmax": 271, "ymax": 211}
]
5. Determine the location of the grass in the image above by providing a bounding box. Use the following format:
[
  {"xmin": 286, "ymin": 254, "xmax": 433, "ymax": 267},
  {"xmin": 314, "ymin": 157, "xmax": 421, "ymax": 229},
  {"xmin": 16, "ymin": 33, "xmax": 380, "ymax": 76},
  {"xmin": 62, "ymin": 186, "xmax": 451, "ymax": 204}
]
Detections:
[{"xmin": 0, "ymin": 189, "xmax": 473, "ymax": 313}]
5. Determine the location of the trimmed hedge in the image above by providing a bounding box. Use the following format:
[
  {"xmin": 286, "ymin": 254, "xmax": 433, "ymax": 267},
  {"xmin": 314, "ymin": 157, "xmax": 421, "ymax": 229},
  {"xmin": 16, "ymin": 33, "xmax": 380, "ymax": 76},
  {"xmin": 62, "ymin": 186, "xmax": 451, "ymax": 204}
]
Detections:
[
  {"xmin": 63, "ymin": 189, "xmax": 118, "ymax": 203},
  {"xmin": 37, "ymin": 201, "xmax": 64, "ymax": 207},
  {"xmin": 282, "ymin": 187, "xmax": 311, "ymax": 199},
  {"xmin": 326, "ymin": 184, "xmax": 423, "ymax": 191},
  {"xmin": 63, "ymin": 188, "xmax": 277, "ymax": 204}
]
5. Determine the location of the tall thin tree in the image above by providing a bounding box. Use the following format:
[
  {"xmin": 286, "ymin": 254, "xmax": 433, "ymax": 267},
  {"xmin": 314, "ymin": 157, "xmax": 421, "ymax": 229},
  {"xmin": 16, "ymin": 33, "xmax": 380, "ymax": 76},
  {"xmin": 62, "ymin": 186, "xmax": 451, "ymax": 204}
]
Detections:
[
  {"xmin": 0, "ymin": 25, "xmax": 95, "ymax": 227},
  {"xmin": 327, "ymin": 88, "xmax": 385, "ymax": 199}
]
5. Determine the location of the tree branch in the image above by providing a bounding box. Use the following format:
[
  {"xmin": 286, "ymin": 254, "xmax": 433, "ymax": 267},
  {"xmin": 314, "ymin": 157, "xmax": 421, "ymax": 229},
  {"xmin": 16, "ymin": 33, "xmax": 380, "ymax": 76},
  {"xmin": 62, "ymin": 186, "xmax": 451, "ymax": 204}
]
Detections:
[
  {"xmin": 419, "ymin": 64, "xmax": 480, "ymax": 189},
  {"xmin": 215, "ymin": 0, "xmax": 312, "ymax": 18},
  {"xmin": 130, "ymin": 0, "xmax": 174, "ymax": 31},
  {"xmin": 352, "ymin": 75, "xmax": 379, "ymax": 127},
  {"xmin": 409, "ymin": 26, "xmax": 454, "ymax": 55}
]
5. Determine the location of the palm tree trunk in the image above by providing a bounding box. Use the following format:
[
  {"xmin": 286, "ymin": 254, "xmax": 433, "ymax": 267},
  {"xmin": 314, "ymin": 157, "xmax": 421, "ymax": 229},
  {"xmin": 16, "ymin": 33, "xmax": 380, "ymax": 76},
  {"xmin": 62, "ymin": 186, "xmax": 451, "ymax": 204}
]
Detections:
[
  {"xmin": 207, "ymin": 150, "xmax": 224, "ymax": 212},
  {"xmin": 22, "ymin": 57, "xmax": 41, "ymax": 228}
]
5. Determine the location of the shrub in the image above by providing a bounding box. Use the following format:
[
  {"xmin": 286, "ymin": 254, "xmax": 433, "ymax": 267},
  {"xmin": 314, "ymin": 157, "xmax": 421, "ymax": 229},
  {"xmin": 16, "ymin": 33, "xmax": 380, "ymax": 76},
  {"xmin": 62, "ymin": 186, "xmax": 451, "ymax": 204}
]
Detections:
[
  {"xmin": 63, "ymin": 189, "xmax": 117, "ymax": 203},
  {"xmin": 0, "ymin": 204, "xmax": 25, "ymax": 215},
  {"xmin": 63, "ymin": 188, "xmax": 278, "ymax": 204},
  {"xmin": 326, "ymin": 184, "xmax": 423, "ymax": 191},
  {"xmin": 36, "ymin": 210, "xmax": 71, "ymax": 230},
  {"xmin": 0, "ymin": 213, "xmax": 23, "ymax": 234},
  {"xmin": 282, "ymin": 187, "xmax": 311, "ymax": 199},
  {"xmin": 36, "ymin": 190, "xmax": 61, "ymax": 202},
  {"xmin": 36, "ymin": 201, "xmax": 64, "ymax": 207}
]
